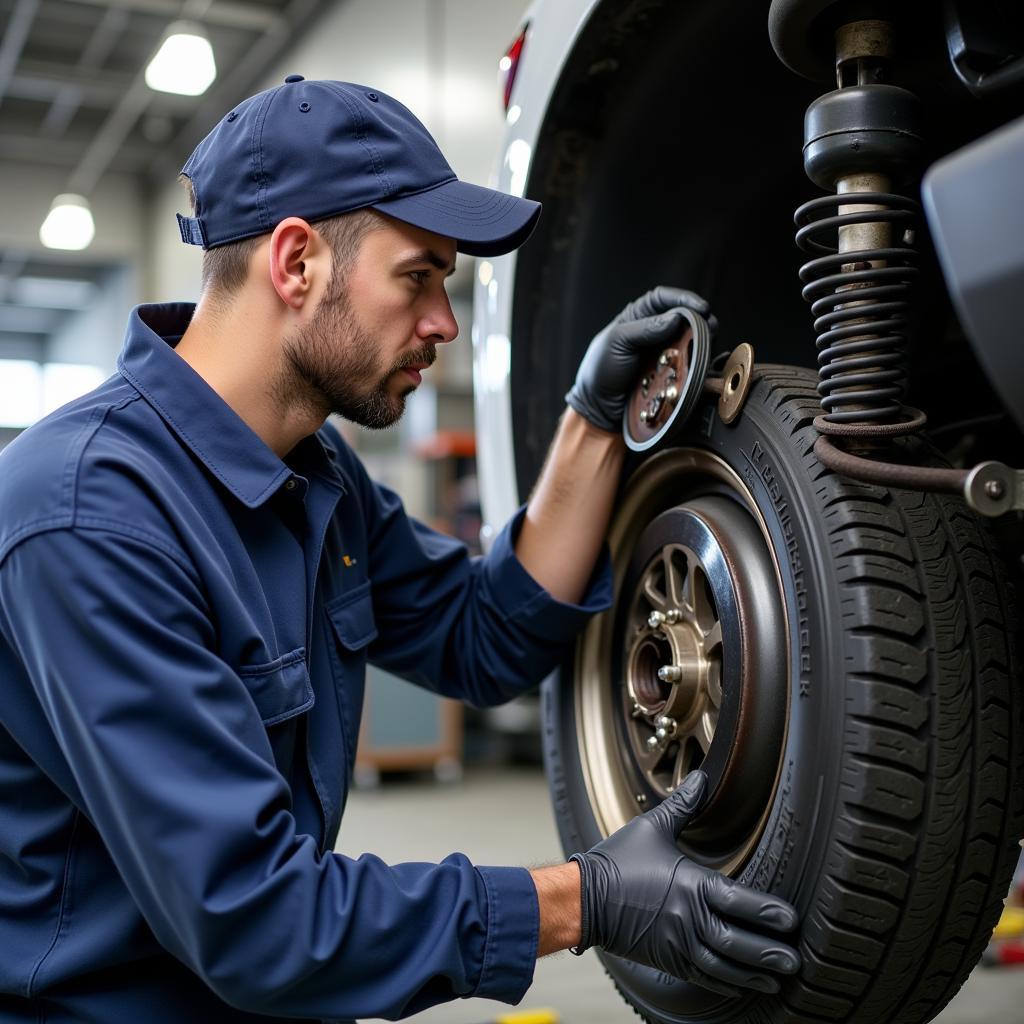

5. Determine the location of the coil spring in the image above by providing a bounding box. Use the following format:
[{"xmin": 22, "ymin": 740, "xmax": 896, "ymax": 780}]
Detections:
[{"xmin": 794, "ymin": 191, "xmax": 920, "ymax": 427}]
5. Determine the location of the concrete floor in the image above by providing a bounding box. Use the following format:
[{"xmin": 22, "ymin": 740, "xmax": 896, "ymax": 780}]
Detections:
[{"xmin": 338, "ymin": 767, "xmax": 1024, "ymax": 1024}]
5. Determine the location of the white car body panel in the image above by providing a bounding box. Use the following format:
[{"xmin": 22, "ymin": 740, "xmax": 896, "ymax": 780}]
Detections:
[{"xmin": 471, "ymin": 0, "xmax": 601, "ymax": 551}]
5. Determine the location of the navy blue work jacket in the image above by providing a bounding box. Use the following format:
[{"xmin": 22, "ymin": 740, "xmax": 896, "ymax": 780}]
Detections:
[{"xmin": 0, "ymin": 304, "xmax": 612, "ymax": 1023}]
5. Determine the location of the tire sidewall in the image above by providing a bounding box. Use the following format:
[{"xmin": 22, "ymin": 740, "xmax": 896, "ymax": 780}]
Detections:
[{"xmin": 543, "ymin": 375, "xmax": 846, "ymax": 1022}]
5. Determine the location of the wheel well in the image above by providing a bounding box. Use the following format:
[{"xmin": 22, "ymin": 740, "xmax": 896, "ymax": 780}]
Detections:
[{"xmin": 510, "ymin": 0, "xmax": 1018, "ymax": 498}]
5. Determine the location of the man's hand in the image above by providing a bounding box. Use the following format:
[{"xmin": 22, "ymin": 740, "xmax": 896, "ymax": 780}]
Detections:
[
  {"xmin": 570, "ymin": 771, "xmax": 801, "ymax": 997},
  {"xmin": 565, "ymin": 286, "xmax": 716, "ymax": 433}
]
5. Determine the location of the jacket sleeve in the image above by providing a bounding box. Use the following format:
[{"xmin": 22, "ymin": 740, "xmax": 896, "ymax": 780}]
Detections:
[
  {"xmin": 0, "ymin": 526, "xmax": 538, "ymax": 1019},
  {"xmin": 356, "ymin": 470, "xmax": 614, "ymax": 706}
]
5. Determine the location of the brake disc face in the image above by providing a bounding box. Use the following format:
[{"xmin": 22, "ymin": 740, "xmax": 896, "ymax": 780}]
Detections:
[
  {"xmin": 575, "ymin": 449, "xmax": 789, "ymax": 872},
  {"xmin": 623, "ymin": 309, "xmax": 712, "ymax": 452}
]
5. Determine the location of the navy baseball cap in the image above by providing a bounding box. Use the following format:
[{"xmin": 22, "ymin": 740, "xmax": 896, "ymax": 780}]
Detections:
[{"xmin": 177, "ymin": 76, "xmax": 541, "ymax": 257}]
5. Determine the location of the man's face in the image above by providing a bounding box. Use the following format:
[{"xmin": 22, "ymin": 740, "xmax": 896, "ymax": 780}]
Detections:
[{"xmin": 283, "ymin": 215, "xmax": 459, "ymax": 429}]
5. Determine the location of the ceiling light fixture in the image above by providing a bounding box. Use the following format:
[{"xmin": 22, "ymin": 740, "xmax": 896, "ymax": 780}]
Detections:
[
  {"xmin": 39, "ymin": 194, "xmax": 95, "ymax": 251},
  {"xmin": 145, "ymin": 21, "xmax": 217, "ymax": 96}
]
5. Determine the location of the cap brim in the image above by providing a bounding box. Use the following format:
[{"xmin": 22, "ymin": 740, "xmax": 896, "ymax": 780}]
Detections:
[{"xmin": 372, "ymin": 179, "xmax": 541, "ymax": 257}]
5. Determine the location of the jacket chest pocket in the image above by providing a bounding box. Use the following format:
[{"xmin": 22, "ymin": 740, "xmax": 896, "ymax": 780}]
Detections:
[
  {"xmin": 325, "ymin": 582, "xmax": 378, "ymax": 759},
  {"xmin": 326, "ymin": 581, "xmax": 378, "ymax": 652},
  {"xmin": 237, "ymin": 648, "xmax": 314, "ymax": 726}
]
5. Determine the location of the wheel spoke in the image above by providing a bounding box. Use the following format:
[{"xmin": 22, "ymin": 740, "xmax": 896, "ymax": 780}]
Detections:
[
  {"xmin": 706, "ymin": 660, "xmax": 722, "ymax": 708},
  {"xmin": 672, "ymin": 742, "xmax": 690, "ymax": 789},
  {"xmin": 704, "ymin": 619, "xmax": 723, "ymax": 652},
  {"xmin": 699, "ymin": 710, "xmax": 715, "ymax": 751},
  {"xmin": 643, "ymin": 571, "xmax": 666, "ymax": 611},
  {"xmin": 686, "ymin": 559, "xmax": 713, "ymax": 629},
  {"xmin": 664, "ymin": 548, "xmax": 686, "ymax": 609}
]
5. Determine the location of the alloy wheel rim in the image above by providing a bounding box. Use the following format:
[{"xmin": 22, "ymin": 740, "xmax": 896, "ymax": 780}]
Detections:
[{"xmin": 575, "ymin": 446, "xmax": 790, "ymax": 873}]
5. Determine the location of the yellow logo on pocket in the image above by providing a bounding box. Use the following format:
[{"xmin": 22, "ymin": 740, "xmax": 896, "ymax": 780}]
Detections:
[{"xmin": 342, "ymin": 555, "xmax": 358, "ymax": 567}]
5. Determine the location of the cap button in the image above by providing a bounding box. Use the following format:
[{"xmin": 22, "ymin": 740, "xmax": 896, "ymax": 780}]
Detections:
[{"xmin": 284, "ymin": 74, "xmax": 304, "ymax": 83}]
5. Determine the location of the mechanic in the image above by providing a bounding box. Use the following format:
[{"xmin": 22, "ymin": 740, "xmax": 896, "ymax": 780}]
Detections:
[{"xmin": 0, "ymin": 78, "xmax": 801, "ymax": 1023}]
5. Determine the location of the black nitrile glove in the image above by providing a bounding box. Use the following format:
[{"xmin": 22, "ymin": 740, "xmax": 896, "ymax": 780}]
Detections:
[
  {"xmin": 570, "ymin": 771, "xmax": 801, "ymax": 998},
  {"xmin": 565, "ymin": 286, "xmax": 717, "ymax": 433}
]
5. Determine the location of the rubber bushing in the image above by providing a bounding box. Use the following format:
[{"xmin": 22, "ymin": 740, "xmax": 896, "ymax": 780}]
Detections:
[{"xmin": 803, "ymin": 83, "xmax": 924, "ymax": 188}]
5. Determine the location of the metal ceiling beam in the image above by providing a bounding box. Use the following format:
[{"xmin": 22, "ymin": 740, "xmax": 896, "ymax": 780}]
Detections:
[
  {"xmin": 0, "ymin": 0, "xmax": 40, "ymax": 113},
  {"xmin": 67, "ymin": 68, "xmax": 155, "ymax": 195},
  {"xmin": 41, "ymin": 5, "xmax": 130, "ymax": 138},
  {"xmin": 64, "ymin": 0, "xmax": 284, "ymax": 32},
  {"xmin": 56, "ymin": 0, "xmax": 295, "ymax": 195},
  {"xmin": 7, "ymin": 65, "xmax": 135, "ymax": 106},
  {"xmin": 0, "ymin": 131, "xmax": 154, "ymax": 170},
  {"xmin": 9, "ymin": 61, "xmax": 197, "ymax": 108}
]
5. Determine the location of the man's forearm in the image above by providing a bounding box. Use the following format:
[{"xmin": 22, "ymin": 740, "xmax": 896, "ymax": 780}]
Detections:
[
  {"xmin": 530, "ymin": 861, "xmax": 582, "ymax": 956},
  {"xmin": 514, "ymin": 407, "xmax": 624, "ymax": 605}
]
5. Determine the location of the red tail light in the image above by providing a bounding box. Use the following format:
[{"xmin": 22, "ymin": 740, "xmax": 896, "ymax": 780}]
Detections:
[{"xmin": 500, "ymin": 25, "xmax": 528, "ymax": 111}]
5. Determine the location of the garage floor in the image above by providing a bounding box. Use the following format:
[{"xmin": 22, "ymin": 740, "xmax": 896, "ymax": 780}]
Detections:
[{"xmin": 339, "ymin": 766, "xmax": 1024, "ymax": 1024}]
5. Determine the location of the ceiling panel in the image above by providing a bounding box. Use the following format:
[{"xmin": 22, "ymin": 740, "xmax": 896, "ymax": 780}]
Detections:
[{"xmin": 0, "ymin": 0, "xmax": 337, "ymax": 361}]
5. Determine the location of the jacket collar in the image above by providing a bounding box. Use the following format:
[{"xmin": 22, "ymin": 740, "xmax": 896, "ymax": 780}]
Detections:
[{"xmin": 117, "ymin": 303, "xmax": 342, "ymax": 508}]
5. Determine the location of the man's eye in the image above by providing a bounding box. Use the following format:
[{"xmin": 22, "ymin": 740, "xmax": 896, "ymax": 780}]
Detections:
[{"xmin": 409, "ymin": 270, "xmax": 430, "ymax": 284}]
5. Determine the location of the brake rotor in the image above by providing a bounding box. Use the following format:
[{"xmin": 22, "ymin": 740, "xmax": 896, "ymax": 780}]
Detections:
[
  {"xmin": 617, "ymin": 496, "xmax": 786, "ymax": 856},
  {"xmin": 623, "ymin": 308, "xmax": 712, "ymax": 452}
]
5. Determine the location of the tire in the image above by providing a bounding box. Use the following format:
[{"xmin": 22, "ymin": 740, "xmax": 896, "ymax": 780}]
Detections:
[{"xmin": 542, "ymin": 364, "xmax": 1024, "ymax": 1024}]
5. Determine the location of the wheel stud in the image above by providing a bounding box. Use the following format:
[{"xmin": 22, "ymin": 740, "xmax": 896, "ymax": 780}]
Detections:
[
  {"xmin": 646, "ymin": 735, "xmax": 661, "ymax": 751},
  {"xmin": 648, "ymin": 610, "xmax": 666, "ymax": 629},
  {"xmin": 665, "ymin": 608, "xmax": 682, "ymax": 624},
  {"xmin": 656, "ymin": 715, "xmax": 677, "ymax": 732},
  {"xmin": 657, "ymin": 664, "xmax": 681, "ymax": 683}
]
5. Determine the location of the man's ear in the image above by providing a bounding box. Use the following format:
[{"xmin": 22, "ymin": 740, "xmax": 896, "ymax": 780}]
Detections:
[{"xmin": 267, "ymin": 218, "xmax": 329, "ymax": 310}]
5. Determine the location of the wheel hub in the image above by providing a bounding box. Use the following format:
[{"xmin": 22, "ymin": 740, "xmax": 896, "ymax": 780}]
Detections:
[
  {"xmin": 575, "ymin": 448, "xmax": 789, "ymax": 872},
  {"xmin": 625, "ymin": 552, "xmax": 723, "ymax": 771}
]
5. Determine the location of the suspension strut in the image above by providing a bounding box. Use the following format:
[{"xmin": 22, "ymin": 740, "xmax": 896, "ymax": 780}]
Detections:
[
  {"xmin": 795, "ymin": 18, "xmax": 925, "ymax": 430},
  {"xmin": 766, "ymin": 1, "xmax": 1024, "ymax": 516},
  {"xmin": 790, "ymin": 14, "xmax": 1005, "ymax": 503}
]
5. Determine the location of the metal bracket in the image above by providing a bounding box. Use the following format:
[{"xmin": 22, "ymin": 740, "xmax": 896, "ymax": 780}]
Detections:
[
  {"xmin": 964, "ymin": 461, "xmax": 1024, "ymax": 517},
  {"xmin": 717, "ymin": 343, "xmax": 755, "ymax": 425}
]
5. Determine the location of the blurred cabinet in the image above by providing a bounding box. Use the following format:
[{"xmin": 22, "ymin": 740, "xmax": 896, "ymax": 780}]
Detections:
[{"xmin": 355, "ymin": 665, "xmax": 463, "ymax": 785}]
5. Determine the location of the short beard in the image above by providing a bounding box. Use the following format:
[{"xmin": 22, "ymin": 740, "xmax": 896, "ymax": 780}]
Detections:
[{"xmin": 279, "ymin": 272, "xmax": 435, "ymax": 431}]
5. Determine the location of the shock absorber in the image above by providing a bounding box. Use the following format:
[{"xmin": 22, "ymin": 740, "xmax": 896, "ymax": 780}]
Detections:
[
  {"xmin": 795, "ymin": 18, "xmax": 925, "ymax": 431},
  {"xmin": 767, "ymin": 2, "xmax": 1024, "ymax": 516}
]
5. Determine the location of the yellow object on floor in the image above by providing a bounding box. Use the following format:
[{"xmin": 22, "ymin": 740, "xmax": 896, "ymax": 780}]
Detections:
[
  {"xmin": 994, "ymin": 905, "xmax": 1024, "ymax": 940},
  {"xmin": 481, "ymin": 1011, "xmax": 560, "ymax": 1024}
]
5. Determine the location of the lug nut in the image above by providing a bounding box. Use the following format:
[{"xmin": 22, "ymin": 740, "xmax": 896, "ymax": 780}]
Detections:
[
  {"xmin": 655, "ymin": 727, "xmax": 669, "ymax": 740},
  {"xmin": 665, "ymin": 608, "xmax": 682, "ymax": 624},
  {"xmin": 639, "ymin": 409, "xmax": 649, "ymax": 423},
  {"xmin": 646, "ymin": 735, "xmax": 661, "ymax": 751},
  {"xmin": 658, "ymin": 665, "xmax": 682, "ymax": 683},
  {"xmin": 648, "ymin": 611, "xmax": 666, "ymax": 629},
  {"xmin": 656, "ymin": 715, "xmax": 676, "ymax": 732},
  {"xmin": 665, "ymin": 386, "xmax": 679, "ymax": 402}
]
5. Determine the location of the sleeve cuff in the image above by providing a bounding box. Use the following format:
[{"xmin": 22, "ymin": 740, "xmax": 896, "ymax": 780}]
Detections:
[
  {"xmin": 472, "ymin": 865, "xmax": 538, "ymax": 1003},
  {"xmin": 481, "ymin": 505, "xmax": 614, "ymax": 640}
]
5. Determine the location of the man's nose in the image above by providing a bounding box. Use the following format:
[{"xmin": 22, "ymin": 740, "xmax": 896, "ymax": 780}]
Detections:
[{"xmin": 419, "ymin": 293, "xmax": 459, "ymax": 345}]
